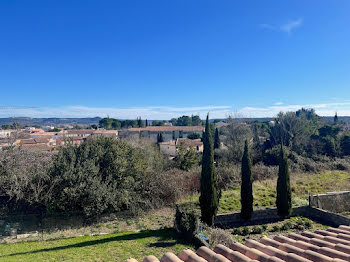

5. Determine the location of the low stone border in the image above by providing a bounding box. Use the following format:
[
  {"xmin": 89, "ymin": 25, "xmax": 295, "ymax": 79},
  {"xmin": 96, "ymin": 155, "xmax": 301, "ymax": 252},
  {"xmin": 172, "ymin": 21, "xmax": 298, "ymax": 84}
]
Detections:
[{"xmin": 214, "ymin": 206, "xmax": 350, "ymax": 229}]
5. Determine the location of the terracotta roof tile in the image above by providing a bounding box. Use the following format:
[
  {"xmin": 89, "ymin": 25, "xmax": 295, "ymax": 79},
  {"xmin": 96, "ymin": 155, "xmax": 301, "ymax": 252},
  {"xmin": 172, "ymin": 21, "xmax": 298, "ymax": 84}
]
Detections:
[{"xmin": 124, "ymin": 225, "xmax": 350, "ymax": 262}]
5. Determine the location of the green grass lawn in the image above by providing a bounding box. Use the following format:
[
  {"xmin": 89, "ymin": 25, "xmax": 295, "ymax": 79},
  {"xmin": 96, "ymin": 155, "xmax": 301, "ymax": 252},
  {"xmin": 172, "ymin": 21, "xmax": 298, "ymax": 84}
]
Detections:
[
  {"xmin": 183, "ymin": 170, "xmax": 350, "ymax": 214},
  {"xmin": 0, "ymin": 229, "xmax": 192, "ymax": 262}
]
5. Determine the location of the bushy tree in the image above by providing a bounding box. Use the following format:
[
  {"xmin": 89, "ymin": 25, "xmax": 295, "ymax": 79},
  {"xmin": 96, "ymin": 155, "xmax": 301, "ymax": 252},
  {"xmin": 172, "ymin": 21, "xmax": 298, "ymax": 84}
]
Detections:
[
  {"xmin": 0, "ymin": 148, "xmax": 53, "ymax": 214},
  {"xmin": 269, "ymin": 110, "xmax": 320, "ymax": 154},
  {"xmin": 176, "ymin": 116, "xmax": 192, "ymax": 126},
  {"xmin": 191, "ymin": 115, "xmax": 202, "ymax": 126},
  {"xmin": 49, "ymin": 137, "xmax": 155, "ymax": 217},
  {"xmin": 175, "ymin": 142, "xmax": 199, "ymax": 171},
  {"xmin": 152, "ymin": 120, "xmax": 166, "ymax": 126},
  {"xmin": 187, "ymin": 132, "xmax": 201, "ymax": 140},
  {"xmin": 241, "ymin": 140, "xmax": 253, "ymax": 220},
  {"xmin": 199, "ymin": 114, "xmax": 219, "ymax": 225},
  {"xmin": 276, "ymin": 145, "xmax": 292, "ymax": 217},
  {"xmin": 220, "ymin": 122, "xmax": 252, "ymax": 162}
]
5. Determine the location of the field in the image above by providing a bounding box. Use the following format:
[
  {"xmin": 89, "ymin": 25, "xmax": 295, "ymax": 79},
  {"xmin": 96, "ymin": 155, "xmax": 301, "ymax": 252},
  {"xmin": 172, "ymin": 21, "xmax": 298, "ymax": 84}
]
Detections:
[
  {"xmin": 183, "ymin": 170, "xmax": 350, "ymax": 214},
  {"xmin": 0, "ymin": 229, "xmax": 192, "ymax": 262}
]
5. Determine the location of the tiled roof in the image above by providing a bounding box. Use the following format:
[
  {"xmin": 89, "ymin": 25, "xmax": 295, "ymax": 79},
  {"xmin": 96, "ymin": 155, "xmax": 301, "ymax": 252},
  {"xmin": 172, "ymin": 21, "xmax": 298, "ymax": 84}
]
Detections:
[
  {"xmin": 34, "ymin": 137, "xmax": 50, "ymax": 144},
  {"xmin": 21, "ymin": 144, "xmax": 52, "ymax": 152},
  {"xmin": 125, "ymin": 225, "xmax": 350, "ymax": 262},
  {"xmin": 20, "ymin": 139, "xmax": 36, "ymax": 145},
  {"xmin": 66, "ymin": 130, "xmax": 95, "ymax": 135},
  {"xmin": 128, "ymin": 126, "xmax": 204, "ymax": 132}
]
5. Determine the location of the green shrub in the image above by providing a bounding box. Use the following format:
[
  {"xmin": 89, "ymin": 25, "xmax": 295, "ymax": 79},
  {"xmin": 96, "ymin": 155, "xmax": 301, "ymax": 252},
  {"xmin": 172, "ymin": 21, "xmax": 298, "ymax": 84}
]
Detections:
[
  {"xmin": 281, "ymin": 221, "xmax": 293, "ymax": 231},
  {"xmin": 251, "ymin": 226, "xmax": 263, "ymax": 234},
  {"xmin": 174, "ymin": 203, "xmax": 200, "ymax": 237},
  {"xmin": 241, "ymin": 226, "xmax": 250, "ymax": 236},
  {"xmin": 262, "ymin": 224, "xmax": 268, "ymax": 231},
  {"xmin": 232, "ymin": 228, "xmax": 242, "ymax": 235},
  {"xmin": 271, "ymin": 225, "xmax": 280, "ymax": 232},
  {"xmin": 304, "ymin": 221, "xmax": 312, "ymax": 229}
]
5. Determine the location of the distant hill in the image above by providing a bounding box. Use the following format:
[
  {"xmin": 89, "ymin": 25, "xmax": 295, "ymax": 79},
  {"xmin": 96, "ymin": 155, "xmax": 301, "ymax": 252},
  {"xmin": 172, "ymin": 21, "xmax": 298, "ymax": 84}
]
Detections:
[
  {"xmin": 0, "ymin": 117, "xmax": 101, "ymax": 127},
  {"xmin": 0, "ymin": 116, "xmax": 349, "ymax": 128}
]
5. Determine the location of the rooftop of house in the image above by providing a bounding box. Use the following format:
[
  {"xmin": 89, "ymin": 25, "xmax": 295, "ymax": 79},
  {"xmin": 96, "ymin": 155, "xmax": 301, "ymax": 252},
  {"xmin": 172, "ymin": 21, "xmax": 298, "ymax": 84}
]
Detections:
[
  {"xmin": 127, "ymin": 126, "xmax": 204, "ymax": 132},
  {"xmin": 20, "ymin": 144, "xmax": 52, "ymax": 152},
  {"xmin": 65, "ymin": 130, "xmax": 95, "ymax": 135},
  {"xmin": 125, "ymin": 224, "xmax": 350, "ymax": 262}
]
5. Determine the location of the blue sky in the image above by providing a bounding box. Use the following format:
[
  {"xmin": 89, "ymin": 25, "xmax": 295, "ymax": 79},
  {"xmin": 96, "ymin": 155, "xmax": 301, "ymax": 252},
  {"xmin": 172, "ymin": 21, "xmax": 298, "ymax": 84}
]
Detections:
[{"xmin": 0, "ymin": 0, "xmax": 349, "ymax": 119}]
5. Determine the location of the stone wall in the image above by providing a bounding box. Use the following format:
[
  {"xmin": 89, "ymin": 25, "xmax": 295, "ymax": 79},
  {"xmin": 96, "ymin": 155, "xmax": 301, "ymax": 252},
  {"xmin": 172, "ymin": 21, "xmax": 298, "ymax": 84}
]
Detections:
[
  {"xmin": 309, "ymin": 191, "xmax": 350, "ymax": 213},
  {"xmin": 214, "ymin": 206, "xmax": 350, "ymax": 229}
]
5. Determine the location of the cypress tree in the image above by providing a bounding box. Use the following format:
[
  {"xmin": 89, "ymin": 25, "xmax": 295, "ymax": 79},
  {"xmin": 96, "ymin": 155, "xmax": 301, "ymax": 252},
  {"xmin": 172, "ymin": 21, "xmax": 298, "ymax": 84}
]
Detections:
[
  {"xmin": 241, "ymin": 140, "xmax": 253, "ymax": 220},
  {"xmin": 145, "ymin": 119, "xmax": 148, "ymax": 127},
  {"xmin": 214, "ymin": 128, "xmax": 220, "ymax": 149},
  {"xmin": 276, "ymin": 145, "xmax": 292, "ymax": 217},
  {"xmin": 157, "ymin": 132, "xmax": 164, "ymax": 143},
  {"xmin": 199, "ymin": 114, "xmax": 219, "ymax": 226},
  {"xmin": 334, "ymin": 113, "xmax": 338, "ymax": 124}
]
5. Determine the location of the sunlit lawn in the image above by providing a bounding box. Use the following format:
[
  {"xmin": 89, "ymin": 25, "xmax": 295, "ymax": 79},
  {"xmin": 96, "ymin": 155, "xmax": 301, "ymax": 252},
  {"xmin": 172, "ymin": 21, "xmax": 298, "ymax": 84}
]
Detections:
[{"xmin": 0, "ymin": 229, "xmax": 192, "ymax": 262}]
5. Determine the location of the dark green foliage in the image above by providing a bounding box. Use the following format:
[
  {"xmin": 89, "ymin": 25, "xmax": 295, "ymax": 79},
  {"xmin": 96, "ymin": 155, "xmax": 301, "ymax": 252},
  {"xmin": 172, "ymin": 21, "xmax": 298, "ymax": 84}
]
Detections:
[
  {"xmin": 318, "ymin": 125, "xmax": 340, "ymax": 138},
  {"xmin": 240, "ymin": 141, "xmax": 253, "ymax": 220},
  {"xmin": 322, "ymin": 136, "xmax": 337, "ymax": 157},
  {"xmin": 214, "ymin": 128, "xmax": 220, "ymax": 149},
  {"xmin": 271, "ymin": 225, "xmax": 281, "ymax": 232},
  {"xmin": 276, "ymin": 145, "xmax": 292, "ymax": 217},
  {"xmin": 145, "ymin": 119, "xmax": 148, "ymax": 127},
  {"xmin": 170, "ymin": 115, "xmax": 202, "ymax": 126},
  {"xmin": 251, "ymin": 226, "xmax": 263, "ymax": 234},
  {"xmin": 157, "ymin": 132, "xmax": 164, "ymax": 143},
  {"xmin": 341, "ymin": 135, "xmax": 350, "ymax": 156},
  {"xmin": 175, "ymin": 115, "xmax": 192, "ymax": 126},
  {"xmin": 241, "ymin": 226, "xmax": 250, "ymax": 236},
  {"xmin": 48, "ymin": 136, "xmax": 171, "ymax": 217},
  {"xmin": 175, "ymin": 142, "xmax": 199, "ymax": 171},
  {"xmin": 99, "ymin": 118, "xmax": 139, "ymax": 129},
  {"xmin": 152, "ymin": 120, "xmax": 166, "ymax": 126},
  {"xmin": 191, "ymin": 115, "xmax": 202, "ymax": 126},
  {"xmin": 137, "ymin": 117, "xmax": 145, "ymax": 128},
  {"xmin": 199, "ymin": 114, "xmax": 219, "ymax": 226},
  {"xmin": 174, "ymin": 203, "xmax": 200, "ymax": 237},
  {"xmin": 281, "ymin": 221, "xmax": 293, "ymax": 230},
  {"xmin": 334, "ymin": 113, "xmax": 338, "ymax": 124},
  {"xmin": 269, "ymin": 110, "xmax": 320, "ymax": 154},
  {"xmin": 187, "ymin": 132, "xmax": 201, "ymax": 140}
]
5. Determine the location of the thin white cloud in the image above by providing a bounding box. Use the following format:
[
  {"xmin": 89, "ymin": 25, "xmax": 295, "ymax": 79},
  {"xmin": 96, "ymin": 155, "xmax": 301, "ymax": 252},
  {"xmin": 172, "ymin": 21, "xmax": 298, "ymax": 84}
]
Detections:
[
  {"xmin": 1, "ymin": 101, "xmax": 350, "ymax": 119},
  {"xmin": 280, "ymin": 18, "xmax": 303, "ymax": 35},
  {"xmin": 0, "ymin": 105, "xmax": 232, "ymax": 120},
  {"xmin": 239, "ymin": 101, "xmax": 350, "ymax": 118},
  {"xmin": 261, "ymin": 18, "xmax": 303, "ymax": 35}
]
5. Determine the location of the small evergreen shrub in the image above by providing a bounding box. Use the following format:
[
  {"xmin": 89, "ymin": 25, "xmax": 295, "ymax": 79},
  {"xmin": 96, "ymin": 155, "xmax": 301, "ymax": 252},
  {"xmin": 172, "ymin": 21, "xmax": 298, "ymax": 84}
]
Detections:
[
  {"xmin": 241, "ymin": 226, "xmax": 250, "ymax": 236},
  {"xmin": 174, "ymin": 203, "xmax": 201, "ymax": 238},
  {"xmin": 271, "ymin": 225, "xmax": 280, "ymax": 232},
  {"xmin": 251, "ymin": 226, "xmax": 263, "ymax": 234},
  {"xmin": 232, "ymin": 228, "xmax": 242, "ymax": 235},
  {"xmin": 281, "ymin": 221, "xmax": 293, "ymax": 231}
]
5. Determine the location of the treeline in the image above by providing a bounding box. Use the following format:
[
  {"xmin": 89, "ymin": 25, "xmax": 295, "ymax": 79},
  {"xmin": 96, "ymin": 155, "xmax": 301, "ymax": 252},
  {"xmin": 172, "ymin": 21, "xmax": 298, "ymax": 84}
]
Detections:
[
  {"xmin": 218, "ymin": 109, "xmax": 350, "ymax": 168},
  {"xmin": 98, "ymin": 115, "xmax": 203, "ymax": 130}
]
